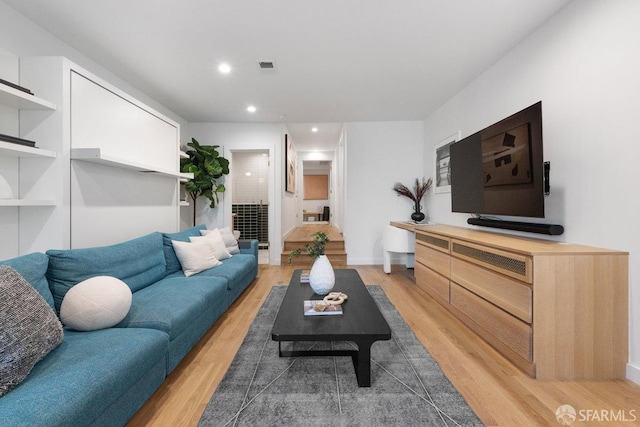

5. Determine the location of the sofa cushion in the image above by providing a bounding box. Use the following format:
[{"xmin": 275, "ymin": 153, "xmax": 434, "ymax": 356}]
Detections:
[
  {"xmin": 0, "ymin": 266, "xmax": 63, "ymax": 397},
  {"xmin": 116, "ymin": 275, "xmax": 228, "ymax": 339},
  {"xmin": 190, "ymin": 228, "xmax": 231, "ymax": 260},
  {"xmin": 46, "ymin": 232, "xmax": 166, "ymax": 312},
  {"xmin": 60, "ymin": 276, "xmax": 132, "ymax": 331},
  {"xmin": 162, "ymin": 225, "xmax": 207, "ymax": 275},
  {"xmin": 0, "ymin": 328, "xmax": 168, "ymax": 427},
  {"xmin": 171, "ymin": 239, "xmax": 222, "ymax": 277},
  {"xmin": 201, "ymin": 226, "xmax": 240, "ymax": 254},
  {"xmin": 0, "ymin": 252, "xmax": 53, "ymax": 310},
  {"xmin": 185, "ymin": 254, "xmax": 256, "ymax": 305}
]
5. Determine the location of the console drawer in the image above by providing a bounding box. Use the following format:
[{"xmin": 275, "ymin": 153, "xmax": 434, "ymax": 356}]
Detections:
[
  {"xmin": 416, "ymin": 242, "xmax": 450, "ymax": 278},
  {"xmin": 451, "ymin": 239, "xmax": 532, "ymax": 283},
  {"xmin": 415, "ymin": 262, "xmax": 449, "ymax": 303},
  {"xmin": 450, "ymin": 283, "xmax": 533, "ymax": 362},
  {"xmin": 451, "ymin": 257, "xmax": 532, "ymax": 323},
  {"xmin": 416, "ymin": 231, "xmax": 450, "ymax": 252}
]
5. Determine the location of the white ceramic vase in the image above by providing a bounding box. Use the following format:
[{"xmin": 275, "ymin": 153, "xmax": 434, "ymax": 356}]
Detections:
[{"xmin": 309, "ymin": 255, "xmax": 335, "ymax": 295}]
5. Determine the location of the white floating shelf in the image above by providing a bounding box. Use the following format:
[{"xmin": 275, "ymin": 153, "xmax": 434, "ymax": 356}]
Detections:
[
  {"xmin": 179, "ymin": 200, "xmax": 190, "ymax": 207},
  {"xmin": 0, "ymin": 199, "xmax": 56, "ymax": 207},
  {"xmin": 0, "ymin": 84, "xmax": 56, "ymax": 110},
  {"xmin": 71, "ymin": 148, "xmax": 194, "ymax": 180},
  {"xmin": 0, "ymin": 140, "xmax": 57, "ymax": 158}
]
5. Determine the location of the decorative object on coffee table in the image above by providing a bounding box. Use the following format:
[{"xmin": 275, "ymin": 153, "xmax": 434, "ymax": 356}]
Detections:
[
  {"xmin": 288, "ymin": 231, "xmax": 335, "ymax": 295},
  {"xmin": 323, "ymin": 291, "xmax": 347, "ymax": 305},
  {"xmin": 308, "ymin": 254, "xmax": 335, "ymax": 295},
  {"xmin": 393, "ymin": 177, "xmax": 433, "ymax": 223}
]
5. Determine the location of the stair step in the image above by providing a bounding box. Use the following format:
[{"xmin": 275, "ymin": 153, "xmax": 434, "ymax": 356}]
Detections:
[
  {"xmin": 282, "ymin": 224, "xmax": 347, "ymax": 267},
  {"xmin": 281, "ymin": 251, "xmax": 347, "ymax": 268},
  {"xmin": 283, "ymin": 240, "xmax": 344, "ymax": 252}
]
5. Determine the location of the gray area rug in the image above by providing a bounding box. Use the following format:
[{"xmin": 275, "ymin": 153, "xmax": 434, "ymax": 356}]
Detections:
[{"xmin": 199, "ymin": 285, "xmax": 483, "ymax": 427}]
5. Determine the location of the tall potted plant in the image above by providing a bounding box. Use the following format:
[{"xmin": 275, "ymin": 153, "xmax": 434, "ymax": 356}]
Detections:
[
  {"xmin": 393, "ymin": 177, "xmax": 433, "ymax": 222},
  {"xmin": 180, "ymin": 138, "xmax": 230, "ymax": 226}
]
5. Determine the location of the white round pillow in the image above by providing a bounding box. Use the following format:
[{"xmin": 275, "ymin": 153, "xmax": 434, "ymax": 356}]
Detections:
[{"xmin": 60, "ymin": 276, "xmax": 132, "ymax": 331}]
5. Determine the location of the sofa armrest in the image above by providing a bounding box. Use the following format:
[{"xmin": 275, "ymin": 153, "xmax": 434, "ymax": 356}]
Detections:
[{"xmin": 238, "ymin": 239, "xmax": 259, "ymax": 259}]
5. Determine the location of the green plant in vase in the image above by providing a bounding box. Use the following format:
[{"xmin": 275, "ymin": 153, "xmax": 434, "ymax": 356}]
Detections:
[{"xmin": 289, "ymin": 231, "xmax": 335, "ymax": 295}]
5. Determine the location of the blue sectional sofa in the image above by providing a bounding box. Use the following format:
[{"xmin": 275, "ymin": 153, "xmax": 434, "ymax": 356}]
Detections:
[{"xmin": 0, "ymin": 225, "xmax": 258, "ymax": 427}]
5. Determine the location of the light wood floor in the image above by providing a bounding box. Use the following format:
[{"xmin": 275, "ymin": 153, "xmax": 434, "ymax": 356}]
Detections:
[{"xmin": 127, "ymin": 265, "xmax": 640, "ymax": 427}]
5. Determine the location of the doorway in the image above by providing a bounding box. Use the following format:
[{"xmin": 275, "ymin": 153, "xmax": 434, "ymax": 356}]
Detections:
[
  {"xmin": 231, "ymin": 150, "xmax": 270, "ymax": 264},
  {"xmin": 302, "ymin": 160, "xmax": 331, "ymax": 225}
]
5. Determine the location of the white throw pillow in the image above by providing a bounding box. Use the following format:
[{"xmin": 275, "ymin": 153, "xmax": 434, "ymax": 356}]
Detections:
[
  {"xmin": 190, "ymin": 229, "xmax": 231, "ymax": 260},
  {"xmin": 202, "ymin": 227, "xmax": 239, "ymax": 254},
  {"xmin": 60, "ymin": 276, "xmax": 132, "ymax": 331},
  {"xmin": 172, "ymin": 239, "xmax": 222, "ymax": 277}
]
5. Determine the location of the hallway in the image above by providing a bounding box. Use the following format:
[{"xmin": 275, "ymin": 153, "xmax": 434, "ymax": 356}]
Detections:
[{"xmin": 281, "ymin": 223, "xmax": 346, "ymax": 267}]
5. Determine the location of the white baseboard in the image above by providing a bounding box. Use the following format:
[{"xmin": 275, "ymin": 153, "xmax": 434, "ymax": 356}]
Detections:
[{"xmin": 627, "ymin": 363, "xmax": 640, "ymax": 385}]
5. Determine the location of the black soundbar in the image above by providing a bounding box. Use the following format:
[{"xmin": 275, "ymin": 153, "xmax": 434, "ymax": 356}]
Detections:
[{"xmin": 467, "ymin": 217, "xmax": 564, "ymax": 235}]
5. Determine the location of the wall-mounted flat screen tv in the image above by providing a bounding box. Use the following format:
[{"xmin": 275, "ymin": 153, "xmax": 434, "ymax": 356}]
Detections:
[{"xmin": 450, "ymin": 101, "xmax": 545, "ymax": 218}]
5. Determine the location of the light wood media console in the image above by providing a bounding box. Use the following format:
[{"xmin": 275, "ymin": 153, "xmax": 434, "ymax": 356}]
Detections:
[{"xmin": 392, "ymin": 222, "xmax": 628, "ymax": 379}]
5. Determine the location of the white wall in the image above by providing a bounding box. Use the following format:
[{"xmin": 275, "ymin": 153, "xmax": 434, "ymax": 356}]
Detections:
[
  {"xmin": 187, "ymin": 122, "xmax": 286, "ymax": 264},
  {"xmin": 232, "ymin": 151, "xmax": 269, "ymax": 204},
  {"xmin": 345, "ymin": 121, "xmax": 424, "ymax": 264},
  {"xmin": 333, "ymin": 128, "xmax": 347, "ymax": 233},
  {"xmin": 423, "ymin": 0, "xmax": 640, "ymax": 383}
]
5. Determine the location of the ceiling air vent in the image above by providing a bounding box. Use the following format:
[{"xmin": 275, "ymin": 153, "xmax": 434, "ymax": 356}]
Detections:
[{"xmin": 258, "ymin": 61, "xmax": 277, "ymax": 74}]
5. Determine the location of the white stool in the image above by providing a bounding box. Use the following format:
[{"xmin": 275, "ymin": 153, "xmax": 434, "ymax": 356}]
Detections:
[{"xmin": 383, "ymin": 225, "xmax": 415, "ymax": 274}]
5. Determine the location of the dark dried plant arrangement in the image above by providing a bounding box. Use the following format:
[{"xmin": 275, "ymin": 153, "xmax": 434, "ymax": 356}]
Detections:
[{"xmin": 392, "ymin": 178, "xmax": 433, "ymax": 203}]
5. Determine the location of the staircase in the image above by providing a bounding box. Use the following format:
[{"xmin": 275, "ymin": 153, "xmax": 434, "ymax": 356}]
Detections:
[{"xmin": 281, "ymin": 224, "xmax": 347, "ymax": 267}]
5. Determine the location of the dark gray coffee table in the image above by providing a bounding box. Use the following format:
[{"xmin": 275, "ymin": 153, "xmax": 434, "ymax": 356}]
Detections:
[{"xmin": 271, "ymin": 269, "xmax": 391, "ymax": 387}]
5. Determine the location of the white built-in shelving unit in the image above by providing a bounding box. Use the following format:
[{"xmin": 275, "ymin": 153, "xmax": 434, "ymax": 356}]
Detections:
[{"xmin": 0, "ymin": 84, "xmax": 58, "ymax": 217}]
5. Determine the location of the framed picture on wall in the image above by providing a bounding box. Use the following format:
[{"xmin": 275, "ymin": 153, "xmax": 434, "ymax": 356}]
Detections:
[
  {"xmin": 434, "ymin": 131, "xmax": 461, "ymax": 193},
  {"xmin": 285, "ymin": 134, "xmax": 296, "ymax": 193}
]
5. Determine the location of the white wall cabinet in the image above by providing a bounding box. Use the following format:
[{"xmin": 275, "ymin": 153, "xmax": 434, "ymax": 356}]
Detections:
[{"xmin": 0, "ymin": 56, "xmax": 188, "ymax": 258}]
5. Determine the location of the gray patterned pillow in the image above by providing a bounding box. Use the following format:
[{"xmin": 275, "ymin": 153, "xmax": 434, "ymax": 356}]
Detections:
[{"xmin": 0, "ymin": 265, "xmax": 64, "ymax": 397}]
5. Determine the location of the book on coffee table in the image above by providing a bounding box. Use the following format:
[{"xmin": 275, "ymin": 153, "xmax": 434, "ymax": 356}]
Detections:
[
  {"xmin": 304, "ymin": 300, "xmax": 342, "ymax": 316},
  {"xmin": 300, "ymin": 270, "xmax": 310, "ymax": 283}
]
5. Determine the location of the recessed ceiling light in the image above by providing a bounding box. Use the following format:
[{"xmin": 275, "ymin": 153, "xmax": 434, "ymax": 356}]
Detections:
[
  {"xmin": 311, "ymin": 127, "xmax": 318, "ymax": 133},
  {"xmin": 247, "ymin": 105, "xmax": 257, "ymax": 113},
  {"xmin": 218, "ymin": 63, "xmax": 231, "ymax": 74}
]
